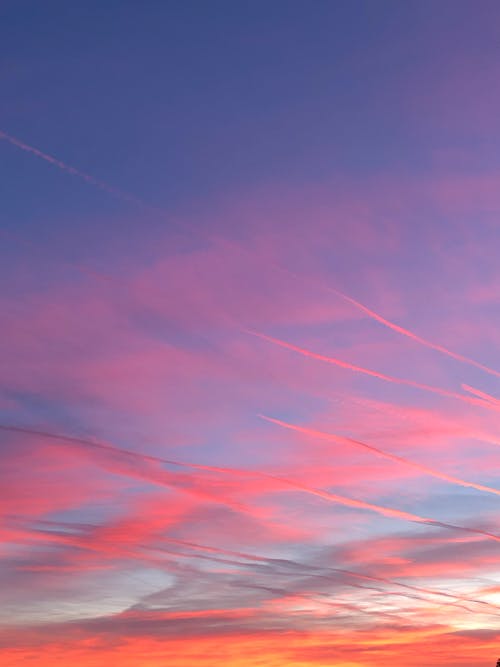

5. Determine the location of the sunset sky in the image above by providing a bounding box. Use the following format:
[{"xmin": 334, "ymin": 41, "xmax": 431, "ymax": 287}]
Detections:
[{"xmin": 1, "ymin": 2, "xmax": 500, "ymax": 666}]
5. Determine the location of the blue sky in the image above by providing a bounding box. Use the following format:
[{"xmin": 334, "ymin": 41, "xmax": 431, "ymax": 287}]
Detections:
[{"xmin": 1, "ymin": 3, "xmax": 500, "ymax": 666}]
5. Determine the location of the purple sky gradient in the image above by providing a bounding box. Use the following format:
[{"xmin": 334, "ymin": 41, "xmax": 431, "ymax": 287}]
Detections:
[{"xmin": 1, "ymin": 2, "xmax": 500, "ymax": 666}]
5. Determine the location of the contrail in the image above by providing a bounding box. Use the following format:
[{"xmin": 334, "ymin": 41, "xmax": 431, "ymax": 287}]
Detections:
[
  {"xmin": 3, "ymin": 128, "xmax": 498, "ymax": 386},
  {"xmin": 232, "ymin": 582, "xmax": 408, "ymax": 623},
  {"xmin": 0, "ymin": 424, "xmax": 250, "ymax": 514},
  {"xmin": 245, "ymin": 329, "xmax": 500, "ymax": 413},
  {"xmin": 155, "ymin": 538, "xmax": 500, "ymax": 616},
  {"xmin": 260, "ymin": 415, "xmax": 500, "ymax": 498},
  {"xmin": 151, "ymin": 544, "xmax": 466, "ymax": 621},
  {"xmin": 0, "ymin": 129, "xmax": 151, "ymax": 209},
  {"xmin": 12, "ymin": 518, "xmax": 489, "ymax": 619},
  {"xmin": 271, "ymin": 475, "xmax": 500, "ymax": 542},
  {"xmin": 252, "ymin": 258, "xmax": 500, "ymax": 380},
  {"xmin": 328, "ymin": 286, "xmax": 500, "ymax": 379},
  {"xmin": 2, "ymin": 423, "xmax": 500, "ymax": 544},
  {"xmin": 462, "ymin": 383, "xmax": 500, "ymax": 406},
  {"xmin": 5, "ymin": 127, "xmax": 498, "ymax": 390}
]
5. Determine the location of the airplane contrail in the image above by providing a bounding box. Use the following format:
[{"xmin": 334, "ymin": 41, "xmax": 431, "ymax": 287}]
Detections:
[
  {"xmin": 148, "ymin": 545, "xmax": 468, "ymax": 620},
  {"xmin": 245, "ymin": 329, "xmax": 500, "ymax": 413},
  {"xmin": 156, "ymin": 544, "xmax": 474, "ymax": 621},
  {"xmin": 252, "ymin": 257, "xmax": 500, "ymax": 380},
  {"xmin": 462, "ymin": 383, "xmax": 500, "ymax": 406},
  {"xmin": 0, "ymin": 129, "xmax": 151, "ymax": 209},
  {"xmin": 155, "ymin": 538, "xmax": 500, "ymax": 616},
  {"xmin": 0, "ymin": 424, "xmax": 251, "ymax": 515},
  {"xmin": 260, "ymin": 415, "xmax": 500, "ymax": 498},
  {"xmin": 4, "ymin": 127, "xmax": 498, "ymax": 389},
  {"xmin": 327, "ymin": 287, "xmax": 500, "ymax": 379},
  {"xmin": 2, "ymin": 423, "xmax": 500, "ymax": 544}
]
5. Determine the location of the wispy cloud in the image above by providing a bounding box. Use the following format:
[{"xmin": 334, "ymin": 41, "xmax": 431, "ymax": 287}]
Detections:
[
  {"xmin": 246, "ymin": 329, "xmax": 500, "ymax": 412},
  {"xmin": 260, "ymin": 415, "xmax": 500, "ymax": 497}
]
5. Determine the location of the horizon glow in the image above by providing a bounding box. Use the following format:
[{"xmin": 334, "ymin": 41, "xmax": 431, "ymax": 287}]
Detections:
[{"xmin": 1, "ymin": 3, "xmax": 500, "ymax": 666}]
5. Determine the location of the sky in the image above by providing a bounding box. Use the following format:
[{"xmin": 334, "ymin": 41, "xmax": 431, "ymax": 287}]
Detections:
[{"xmin": 1, "ymin": 1, "xmax": 500, "ymax": 666}]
